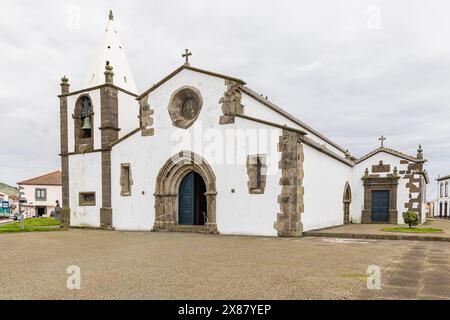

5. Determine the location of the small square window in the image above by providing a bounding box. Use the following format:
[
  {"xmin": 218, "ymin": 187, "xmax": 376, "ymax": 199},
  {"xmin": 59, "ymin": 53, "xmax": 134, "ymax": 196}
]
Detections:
[
  {"xmin": 35, "ymin": 188, "xmax": 47, "ymax": 201},
  {"xmin": 79, "ymin": 192, "xmax": 96, "ymax": 206}
]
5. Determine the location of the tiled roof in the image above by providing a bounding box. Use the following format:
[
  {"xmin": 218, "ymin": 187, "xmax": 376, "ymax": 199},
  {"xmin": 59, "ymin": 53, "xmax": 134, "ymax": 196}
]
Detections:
[
  {"xmin": 356, "ymin": 147, "xmax": 425, "ymax": 164},
  {"xmin": 18, "ymin": 171, "xmax": 62, "ymax": 186}
]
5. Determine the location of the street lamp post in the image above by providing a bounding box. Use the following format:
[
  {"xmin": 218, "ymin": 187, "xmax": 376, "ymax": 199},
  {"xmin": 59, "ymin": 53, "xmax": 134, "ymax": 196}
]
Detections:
[{"xmin": 17, "ymin": 186, "xmax": 25, "ymax": 230}]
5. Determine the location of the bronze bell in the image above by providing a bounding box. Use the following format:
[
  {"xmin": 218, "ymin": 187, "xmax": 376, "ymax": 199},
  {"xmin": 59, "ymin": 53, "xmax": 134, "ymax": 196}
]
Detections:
[{"xmin": 82, "ymin": 117, "xmax": 92, "ymax": 131}]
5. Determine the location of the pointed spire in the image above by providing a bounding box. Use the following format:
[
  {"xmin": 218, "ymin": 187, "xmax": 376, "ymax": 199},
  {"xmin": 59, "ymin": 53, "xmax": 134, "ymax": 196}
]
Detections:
[{"xmin": 84, "ymin": 11, "xmax": 138, "ymax": 93}]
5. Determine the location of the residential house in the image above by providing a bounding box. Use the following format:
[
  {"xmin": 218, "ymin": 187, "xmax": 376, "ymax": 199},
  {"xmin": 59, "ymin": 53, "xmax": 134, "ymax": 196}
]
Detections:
[{"xmin": 17, "ymin": 171, "xmax": 62, "ymax": 218}]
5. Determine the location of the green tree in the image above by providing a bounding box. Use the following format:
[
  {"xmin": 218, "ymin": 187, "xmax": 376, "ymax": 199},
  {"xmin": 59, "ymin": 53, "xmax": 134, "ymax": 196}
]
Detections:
[{"xmin": 403, "ymin": 211, "xmax": 419, "ymax": 228}]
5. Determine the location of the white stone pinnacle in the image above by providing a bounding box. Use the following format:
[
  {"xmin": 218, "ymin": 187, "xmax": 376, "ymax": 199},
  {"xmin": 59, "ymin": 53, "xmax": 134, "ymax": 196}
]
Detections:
[{"xmin": 84, "ymin": 11, "xmax": 138, "ymax": 93}]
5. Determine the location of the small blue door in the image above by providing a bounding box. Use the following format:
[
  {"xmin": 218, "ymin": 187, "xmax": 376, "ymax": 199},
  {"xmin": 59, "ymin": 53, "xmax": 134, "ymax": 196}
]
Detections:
[
  {"xmin": 179, "ymin": 172, "xmax": 195, "ymax": 225},
  {"xmin": 371, "ymin": 190, "xmax": 390, "ymax": 222}
]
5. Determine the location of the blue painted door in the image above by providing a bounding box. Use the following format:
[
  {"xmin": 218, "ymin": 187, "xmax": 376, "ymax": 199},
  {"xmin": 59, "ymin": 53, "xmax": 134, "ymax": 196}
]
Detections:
[
  {"xmin": 179, "ymin": 172, "xmax": 195, "ymax": 225},
  {"xmin": 371, "ymin": 190, "xmax": 390, "ymax": 222}
]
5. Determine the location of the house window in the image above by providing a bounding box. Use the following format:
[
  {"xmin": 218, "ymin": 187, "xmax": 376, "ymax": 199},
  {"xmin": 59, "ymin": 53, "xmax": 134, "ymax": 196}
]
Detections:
[
  {"xmin": 79, "ymin": 192, "xmax": 96, "ymax": 206},
  {"xmin": 446, "ymin": 182, "xmax": 449, "ymax": 197},
  {"xmin": 120, "ymin": 163, "xmax": 132, "ymax": 196},
  {"xmin": 35, "ymin": 188, "xmax": 47, "ymax": 201},
  {"xmin": 440, "ymin": 183, "xmax": 444, "ymax": 197},
  {"xmin": 246, "ymin": 155, "xmax": 267, "ymax": 194}
]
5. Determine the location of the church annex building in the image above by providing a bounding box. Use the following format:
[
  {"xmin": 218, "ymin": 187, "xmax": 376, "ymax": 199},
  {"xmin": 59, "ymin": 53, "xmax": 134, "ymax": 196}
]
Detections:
[{"xmin": 57, "ymin": 12, "xmax": 429, "ymax": 237}]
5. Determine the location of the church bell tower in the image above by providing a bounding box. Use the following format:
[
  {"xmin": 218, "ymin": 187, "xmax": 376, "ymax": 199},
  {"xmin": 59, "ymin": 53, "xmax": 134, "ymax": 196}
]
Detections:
[{"xmin": 58, "ymin": 11, "xmax": 138, "ymax": 229}]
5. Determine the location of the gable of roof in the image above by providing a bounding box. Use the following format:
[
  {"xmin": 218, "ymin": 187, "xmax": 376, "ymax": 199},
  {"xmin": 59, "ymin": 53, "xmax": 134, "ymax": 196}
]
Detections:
[
  {"xmin": 137, "ymin": 65, "xmax": 246, "ymax": 100},
  {"xmin": 356, "ymin": 147, "xmax": 425, "ymax": 164},
  {"xmin": 18, "ymin": 171, "xmax": 62, "ymax": 186}
]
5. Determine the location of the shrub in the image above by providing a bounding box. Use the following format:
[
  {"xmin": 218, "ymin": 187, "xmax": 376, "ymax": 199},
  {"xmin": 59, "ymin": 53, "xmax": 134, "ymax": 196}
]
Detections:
[{"xmin": 403, "ymin": 211, "xmax": 419, "ymax": 228}]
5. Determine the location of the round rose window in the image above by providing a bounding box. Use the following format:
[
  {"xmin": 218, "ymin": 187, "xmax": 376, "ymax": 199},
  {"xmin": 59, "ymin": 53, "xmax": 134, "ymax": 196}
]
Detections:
[
  {"xmin": 168, "ymin": 86, "xmax": 203, "ymax": 129},
  {"xmin": 181, "ymin": 98, "xmax": 199, "ymax": 120}
]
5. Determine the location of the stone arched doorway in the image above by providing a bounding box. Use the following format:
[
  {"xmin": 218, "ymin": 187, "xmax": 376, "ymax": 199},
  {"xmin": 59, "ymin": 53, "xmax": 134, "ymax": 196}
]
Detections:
[
  {"xmin": 153, "ymin": 151, "xmax": 218, "ymax": 233},
  {"xmin": 343, "ymin": 182, "xmax": 352, "ymax": 224}
]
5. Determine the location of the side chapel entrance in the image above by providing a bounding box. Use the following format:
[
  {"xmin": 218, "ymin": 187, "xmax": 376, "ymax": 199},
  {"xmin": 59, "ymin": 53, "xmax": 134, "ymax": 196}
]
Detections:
[{"xmin": 362, "ymin": 176, "xmax": 399, "ymax": 224}]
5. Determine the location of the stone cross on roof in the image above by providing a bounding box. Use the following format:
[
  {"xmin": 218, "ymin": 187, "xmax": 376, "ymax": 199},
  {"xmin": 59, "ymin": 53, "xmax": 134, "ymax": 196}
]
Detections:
[
  {"xmin": 379, "ymin": 135, "xmax": 386, "ymax": 148},
  {"xmin": 182, "ymin": 49, "xmax": 192, "ymax": 66}
]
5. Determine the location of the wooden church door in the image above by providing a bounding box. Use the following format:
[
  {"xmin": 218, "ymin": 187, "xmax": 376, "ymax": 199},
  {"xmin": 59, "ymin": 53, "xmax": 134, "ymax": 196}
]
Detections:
[
  {"xmin": 371, "ymin": 190, "xmax": 390, "ymax": 222},
  {"xmin": 178, "ymin": 172, "xmax": 208, "ymax": 226},
  {"xmin": 179, "ymin": 172, "xmax": 195, "ymax": 225}
]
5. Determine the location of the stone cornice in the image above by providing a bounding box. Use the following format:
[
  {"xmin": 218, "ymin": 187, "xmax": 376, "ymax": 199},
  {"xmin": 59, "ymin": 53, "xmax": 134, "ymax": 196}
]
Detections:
[
  {"xmin": 437, "ymin": 175, "xmax": 450, "ymax": 182},
  {"xmin": 235, "ymin": 114, "xmax": 307, "ymax": 135},
  {"xmin": 57, "ymin": 83, "xmax": 138, "ymax": 98},
  {"xmin": 109, "ymin": 127, "xmax": 141, "ymax": 148},
  {"xmin": 59, "ymin": 148, "xmax": 110, "ymax": 157}
]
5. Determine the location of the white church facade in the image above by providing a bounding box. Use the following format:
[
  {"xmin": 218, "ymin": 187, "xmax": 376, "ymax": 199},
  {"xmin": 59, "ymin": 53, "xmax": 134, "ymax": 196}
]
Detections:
[{"xmin": 57, "ymin": 12, "xmax": 429, "ymax": 236}]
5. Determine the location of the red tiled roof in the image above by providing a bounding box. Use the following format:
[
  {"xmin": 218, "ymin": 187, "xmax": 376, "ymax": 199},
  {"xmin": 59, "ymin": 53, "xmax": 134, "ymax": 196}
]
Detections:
[{"xmin": 18, "ymin": 171, "xmax": 62, "ymax": 186}]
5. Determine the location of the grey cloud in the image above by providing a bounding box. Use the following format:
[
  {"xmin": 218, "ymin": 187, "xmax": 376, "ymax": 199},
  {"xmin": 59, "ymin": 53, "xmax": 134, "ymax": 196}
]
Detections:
[{"xmin": 0, "ymin": 0, "xmax": 448, "ymax": 199}]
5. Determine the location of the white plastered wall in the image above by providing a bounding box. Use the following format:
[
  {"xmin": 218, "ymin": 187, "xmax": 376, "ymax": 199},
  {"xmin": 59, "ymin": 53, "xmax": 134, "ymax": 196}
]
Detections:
[
  {"xmin": 69, "ymin": 152, "xmax": 102, "ymax": 227},
  {"xmin": 111, "ymin": 69, "xmax": 282, "ymax": 235},
  {"xmin": 302, "ymin": 144, "xmax": 353, "ymax": 231}
]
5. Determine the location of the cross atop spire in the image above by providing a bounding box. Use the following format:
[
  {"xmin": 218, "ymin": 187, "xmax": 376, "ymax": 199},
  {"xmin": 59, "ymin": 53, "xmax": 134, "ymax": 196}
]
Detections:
[
  {"xmin": 109, "ymin": 10, "xmax": 114, "ymax": 21},
  {"xmin": 182, "ymin": 49, "xmax": 192, "ymax": 66},
  {"xmin": 379, "ymin": 135, "xmax": 386, "ymax": 148}
]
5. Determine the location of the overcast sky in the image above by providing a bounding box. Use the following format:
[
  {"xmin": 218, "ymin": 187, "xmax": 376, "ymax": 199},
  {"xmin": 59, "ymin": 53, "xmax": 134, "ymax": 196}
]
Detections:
[{"xmin": 0, "ymin": 0, "xmax": 449, "ymax": 198}]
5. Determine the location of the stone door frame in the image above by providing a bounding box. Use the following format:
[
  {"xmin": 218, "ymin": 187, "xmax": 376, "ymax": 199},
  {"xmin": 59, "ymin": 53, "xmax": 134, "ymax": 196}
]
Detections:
[
  {"xmin": 153, "ymin": 151, "xmax": 218, "ymax": 233},
  {"xmin": 362, "ymin": 176, "xmax": 399, "ymax": 224}
]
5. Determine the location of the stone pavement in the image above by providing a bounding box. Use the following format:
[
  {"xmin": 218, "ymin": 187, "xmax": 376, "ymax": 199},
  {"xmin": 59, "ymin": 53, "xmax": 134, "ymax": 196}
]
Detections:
[
  {"xmin": 304, "ymin": 219, "xmax": 450, "ymax": 242},
  {"xmin": 0, "ymin": 229, "xmax": 449, "ymax": 300},
  {"xmin": 359, "ymin": 241, "xmax": 450, "ymax": 299}
]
